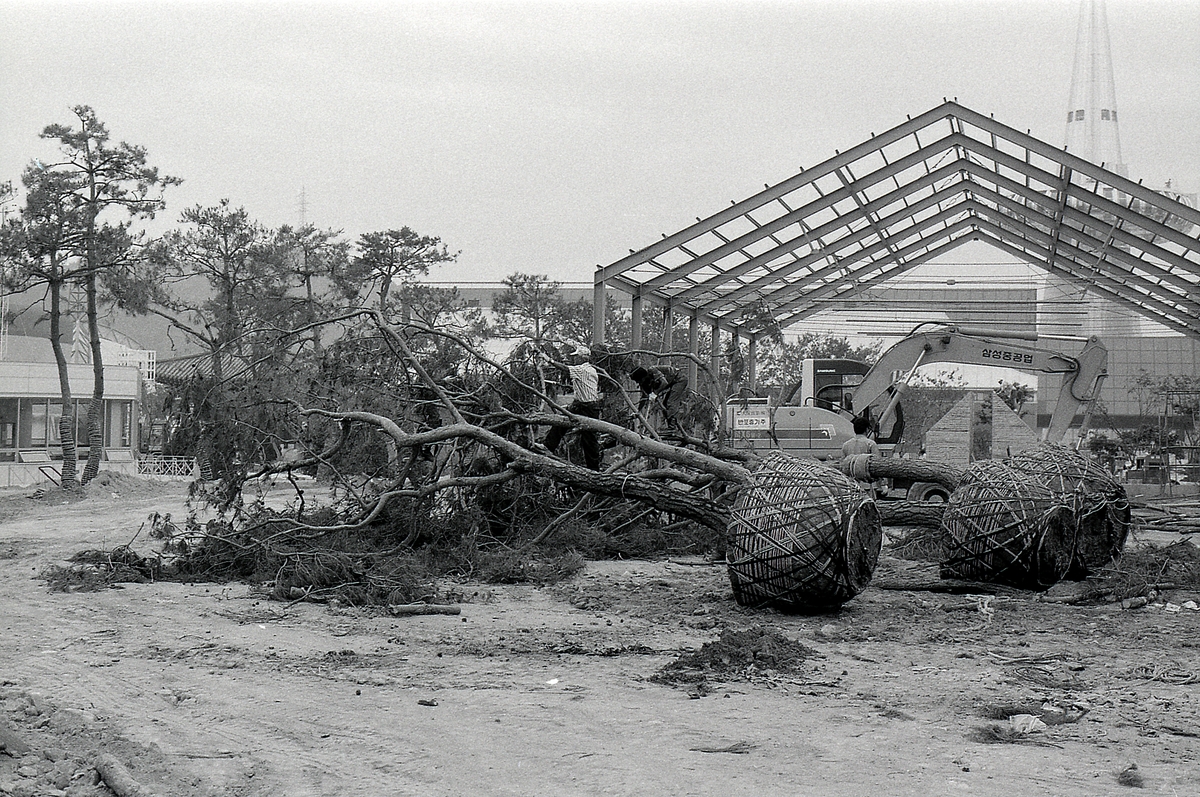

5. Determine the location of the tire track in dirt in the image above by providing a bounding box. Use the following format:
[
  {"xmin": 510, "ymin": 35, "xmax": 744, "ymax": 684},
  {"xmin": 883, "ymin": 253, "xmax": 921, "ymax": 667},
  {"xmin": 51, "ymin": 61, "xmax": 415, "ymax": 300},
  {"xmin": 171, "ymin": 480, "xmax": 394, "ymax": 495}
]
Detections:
[{"xmin": 4, "ymin": 484, "xmax": 1200, "ymax": 795}]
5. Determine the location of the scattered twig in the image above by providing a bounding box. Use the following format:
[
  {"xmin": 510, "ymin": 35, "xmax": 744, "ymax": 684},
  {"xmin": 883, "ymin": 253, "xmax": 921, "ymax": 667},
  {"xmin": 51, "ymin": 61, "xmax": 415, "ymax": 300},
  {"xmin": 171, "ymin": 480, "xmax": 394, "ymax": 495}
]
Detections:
[
  {"xmin": 689, "ymin": 741, "xmax": 756, "ymax": 754},
  {"xmin": 1122, "ymin": 663, "xmax": 1198, "ymax": 685}
]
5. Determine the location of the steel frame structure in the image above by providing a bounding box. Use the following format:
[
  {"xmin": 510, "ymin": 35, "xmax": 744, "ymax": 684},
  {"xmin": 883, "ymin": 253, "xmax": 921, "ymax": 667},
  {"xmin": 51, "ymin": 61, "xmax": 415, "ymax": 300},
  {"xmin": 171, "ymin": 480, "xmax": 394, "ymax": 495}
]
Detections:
[{"xmin": 592, "ymin": 102, "xmax": 1200, "ymax": 382}]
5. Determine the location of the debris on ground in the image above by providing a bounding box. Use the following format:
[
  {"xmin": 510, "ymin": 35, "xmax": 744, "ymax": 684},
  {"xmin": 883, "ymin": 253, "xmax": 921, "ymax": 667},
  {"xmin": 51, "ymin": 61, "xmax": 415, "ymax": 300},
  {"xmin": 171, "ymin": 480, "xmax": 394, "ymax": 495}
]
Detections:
[
  {"xmin": 0, "ymin": 685, "xmax": 163, "ymax": 797},
  {"xmin": 1133, "ymin": 498, "xmax": 1200, "ymax": 535},
  {"xmin": 885, "ymin": 524, "xmax": 950, "ymax": 563},
  {"xmin": 1120, "ymin": 663, "xmax": 1198, "ymax": 685},
  {"xmin": 1116, "ymin": 763, "xmax": 1145, "ymax": 788},
  {"xmin": 40, "ymin": 546, "xmax": 160, "ymax": 593},
  {"xmin": 689, "ymin": 741, "xmax": 756, "ymax": 754},
  {"xmin": 1081, "ymin": 540, "xmax": 1200, "ymax": 603},
  {"xmin": 966, "ymin": 723, "xmax": 1064, "ymax": 748},
  {"xmin": 651, "ymin": 625, "xmax": 815, "ymax": 696}
]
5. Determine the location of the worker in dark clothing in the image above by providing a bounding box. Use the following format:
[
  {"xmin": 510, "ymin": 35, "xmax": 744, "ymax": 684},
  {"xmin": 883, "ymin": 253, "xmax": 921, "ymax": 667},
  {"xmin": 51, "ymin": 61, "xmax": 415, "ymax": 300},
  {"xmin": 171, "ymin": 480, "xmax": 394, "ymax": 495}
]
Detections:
[{"xmin": 629, "ymin": 364, "xmax": 688, "ymax": 434}]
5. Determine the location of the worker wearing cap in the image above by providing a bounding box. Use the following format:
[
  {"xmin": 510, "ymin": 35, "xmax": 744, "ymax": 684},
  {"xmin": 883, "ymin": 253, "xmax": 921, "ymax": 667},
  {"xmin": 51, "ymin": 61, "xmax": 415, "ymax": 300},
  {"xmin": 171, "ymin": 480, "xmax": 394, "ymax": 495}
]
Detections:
[{"xmin": 542, "ymin": 346, "xmax": 603, "ymax": 470}]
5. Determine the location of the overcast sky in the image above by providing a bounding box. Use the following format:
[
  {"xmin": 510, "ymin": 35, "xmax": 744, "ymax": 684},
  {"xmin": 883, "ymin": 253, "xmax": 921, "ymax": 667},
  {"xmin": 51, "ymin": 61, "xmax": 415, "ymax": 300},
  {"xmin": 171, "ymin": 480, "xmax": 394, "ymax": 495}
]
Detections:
[{"xmin": 2, "ymin": 0, "xmax": 1197, "ymax": 287}]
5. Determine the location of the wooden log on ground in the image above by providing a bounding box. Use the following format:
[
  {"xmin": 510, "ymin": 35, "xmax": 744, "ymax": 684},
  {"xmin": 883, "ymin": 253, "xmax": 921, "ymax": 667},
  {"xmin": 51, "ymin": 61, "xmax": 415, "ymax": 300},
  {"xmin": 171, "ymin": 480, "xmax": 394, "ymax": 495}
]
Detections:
[
  {"xmin": 95, "ymin": 753, "xmax": 161, "ymax": 797},
  {"xmin": 388, "ymin": 603, "xmax": 462, "ymax": 616}
]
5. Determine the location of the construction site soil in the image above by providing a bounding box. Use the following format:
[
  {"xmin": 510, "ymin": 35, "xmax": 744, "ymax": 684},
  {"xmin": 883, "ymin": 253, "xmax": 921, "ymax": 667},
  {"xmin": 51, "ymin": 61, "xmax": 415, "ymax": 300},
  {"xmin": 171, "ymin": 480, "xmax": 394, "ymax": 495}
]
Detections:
[{"xmin": 0, "ymin": 478, "xmax": 1197, "ymax": 796}]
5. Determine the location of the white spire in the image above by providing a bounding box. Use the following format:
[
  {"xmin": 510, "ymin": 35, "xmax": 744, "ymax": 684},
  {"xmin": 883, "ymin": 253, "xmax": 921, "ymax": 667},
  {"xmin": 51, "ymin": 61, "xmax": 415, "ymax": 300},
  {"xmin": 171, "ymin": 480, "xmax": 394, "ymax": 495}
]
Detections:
[{"xmin": 1065, "ymin": 0, "xmax": 1127, "ymax": 176}]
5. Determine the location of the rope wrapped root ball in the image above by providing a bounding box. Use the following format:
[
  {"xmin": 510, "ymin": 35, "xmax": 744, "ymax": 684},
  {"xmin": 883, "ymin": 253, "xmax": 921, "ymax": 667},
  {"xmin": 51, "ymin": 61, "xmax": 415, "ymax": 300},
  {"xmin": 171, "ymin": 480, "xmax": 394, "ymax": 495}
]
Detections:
[
  {"xmin": 726, "ymin": 452, "xmax": 882, "ymax": 613},
  {"xmin": 940, "ymin": 460, "xmax": 1078, "ymax": 590},
  {"xmin": 1007, "ymin": 443, "xmax": 1131, "ymax": 578}
]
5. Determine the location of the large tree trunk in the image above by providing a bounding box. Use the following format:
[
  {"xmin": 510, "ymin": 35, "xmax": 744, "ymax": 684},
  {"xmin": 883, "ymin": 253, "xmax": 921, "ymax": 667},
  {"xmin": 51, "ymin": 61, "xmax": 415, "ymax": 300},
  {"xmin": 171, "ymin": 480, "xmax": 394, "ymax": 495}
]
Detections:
[
  {"xmin": 878, "ymin": 500, "xmax": 946, "ymax": 528},
  {"xmin": 196, "ymin": 342, "xmax": 225, "ymax": 481},
  {"xmin": 48, "ymin": 276, "xmax": 78, "ymax": 489},
  {"xmin": 81, "ymin": 273, "xmax": 105, "ymax": 485},
  {"xmin": 866, "ymin": 457, "xmax": 964, "ymax": 491},
  {"xmin": 508, "ymin": 457, "xmax": 730, "ymax": 532}
]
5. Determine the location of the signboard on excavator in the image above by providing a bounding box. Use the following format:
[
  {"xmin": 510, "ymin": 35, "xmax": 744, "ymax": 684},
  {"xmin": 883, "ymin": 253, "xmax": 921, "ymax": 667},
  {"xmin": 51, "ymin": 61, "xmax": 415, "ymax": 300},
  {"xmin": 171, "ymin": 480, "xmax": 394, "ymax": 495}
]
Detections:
[{"xmin": 731, "ymin": 405, "xmax": 770, "ymax": 430}]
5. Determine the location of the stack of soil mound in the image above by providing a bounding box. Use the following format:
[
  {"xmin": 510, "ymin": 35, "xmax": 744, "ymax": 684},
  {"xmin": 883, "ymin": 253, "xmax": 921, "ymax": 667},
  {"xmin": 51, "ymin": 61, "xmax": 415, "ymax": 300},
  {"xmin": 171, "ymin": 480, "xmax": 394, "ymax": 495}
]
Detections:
[
  {"xmin": 940, "ymin": 460, "xmax": 1077, "ymax": 590},
  {"xmin": 726, "ymin": 452, "xmax": 881, "ymax": 612},
  {"xmin": 1008, "ymin": 443, "xmax": 1131, "ymax": 577}
]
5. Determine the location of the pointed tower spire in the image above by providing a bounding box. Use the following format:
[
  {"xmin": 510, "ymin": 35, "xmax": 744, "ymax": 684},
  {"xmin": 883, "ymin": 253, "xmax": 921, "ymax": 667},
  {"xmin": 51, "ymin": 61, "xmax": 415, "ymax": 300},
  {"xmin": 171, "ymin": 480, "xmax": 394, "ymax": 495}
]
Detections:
[{"xmin": 1065, "ymin": 0, "xmax": 1127, "ymax": 176}]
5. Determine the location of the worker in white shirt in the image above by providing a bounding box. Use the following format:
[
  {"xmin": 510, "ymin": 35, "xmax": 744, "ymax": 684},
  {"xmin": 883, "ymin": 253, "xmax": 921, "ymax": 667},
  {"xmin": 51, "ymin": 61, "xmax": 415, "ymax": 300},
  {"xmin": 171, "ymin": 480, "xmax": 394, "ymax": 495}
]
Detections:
[{"xmin": 542, "ymin": 346, "xmax": 603, "ymax": 470}]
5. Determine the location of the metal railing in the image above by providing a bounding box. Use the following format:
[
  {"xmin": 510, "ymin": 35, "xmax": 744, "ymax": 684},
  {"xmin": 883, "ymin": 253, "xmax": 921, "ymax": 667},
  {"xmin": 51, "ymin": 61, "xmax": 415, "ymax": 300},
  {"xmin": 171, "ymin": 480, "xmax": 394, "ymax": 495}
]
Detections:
[{"xmin": 137, "ymin": 456, "xmax": 195, "ymax": 478}]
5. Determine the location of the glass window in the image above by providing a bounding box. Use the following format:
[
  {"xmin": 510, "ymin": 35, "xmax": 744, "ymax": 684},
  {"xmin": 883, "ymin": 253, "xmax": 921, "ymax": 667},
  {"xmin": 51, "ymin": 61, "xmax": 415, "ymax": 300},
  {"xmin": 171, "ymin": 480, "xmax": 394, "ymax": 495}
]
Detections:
[
  {"xmin": 48, "ymin": 401, "xmax": 63, "ymax": 445},
  {"xmin": 75, "ymin": 399, "xmax": 92, "ymax": 446},
  {"xmin": 1067, "ymin": 111, "xmax": 1074, "ymax": 122},
  {"xmin": 0, "ymin": 399, "xmax": 16, "ymax": 461},
  {"xmin": 1075, "ymin": 109, "xmax": 1085, "ymax": 120},
  {"xmin": 1101, "ymin": 109, "xmax": 1110, "ymax": 120},
  {"xmin": 106, "ymin": 400, "xmax": 132, "ymax": 448},
  {"xmin": 18, "ymin": 399, "xmax": 47, "ymax": 448}
]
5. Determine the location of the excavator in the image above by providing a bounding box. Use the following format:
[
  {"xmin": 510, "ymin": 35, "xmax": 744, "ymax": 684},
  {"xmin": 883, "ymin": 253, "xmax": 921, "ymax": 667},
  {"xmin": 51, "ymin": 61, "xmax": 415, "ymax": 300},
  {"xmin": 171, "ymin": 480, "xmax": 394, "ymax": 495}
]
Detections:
[{"xmin": 727, "ymin": 324, "xmax": 1108, "ymax": 498}]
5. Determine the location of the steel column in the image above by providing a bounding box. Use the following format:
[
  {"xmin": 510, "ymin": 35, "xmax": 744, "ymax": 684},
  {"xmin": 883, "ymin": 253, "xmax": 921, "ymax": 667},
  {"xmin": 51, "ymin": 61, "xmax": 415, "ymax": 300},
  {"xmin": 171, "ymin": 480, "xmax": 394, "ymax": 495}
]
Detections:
[
  {"xmin": 592, "ymin": 280, "xmax": 606, "ymax": 346},
  {"xmin": 630, "ymin": 293, "xmax": 644, "ymax": 351},
  {"xmin": 688, "ymin": 313, "xmax": 699, "ymax": 386}
]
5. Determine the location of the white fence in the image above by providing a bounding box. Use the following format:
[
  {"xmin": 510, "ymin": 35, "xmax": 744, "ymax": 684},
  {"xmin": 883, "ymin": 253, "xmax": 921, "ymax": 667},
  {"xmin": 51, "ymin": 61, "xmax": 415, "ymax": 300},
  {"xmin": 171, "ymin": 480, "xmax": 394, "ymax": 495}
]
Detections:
[{"xmin": 137, "ymin": 456, "xmax": 196, "ymax": 479}]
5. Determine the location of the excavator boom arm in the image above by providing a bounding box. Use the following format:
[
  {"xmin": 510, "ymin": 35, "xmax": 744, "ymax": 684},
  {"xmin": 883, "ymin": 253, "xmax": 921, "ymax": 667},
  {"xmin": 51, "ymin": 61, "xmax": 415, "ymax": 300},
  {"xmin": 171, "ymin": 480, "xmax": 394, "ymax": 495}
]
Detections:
[{"xmin": 850, "ymin": 327, "xmax": 1107, "ymax": 444}]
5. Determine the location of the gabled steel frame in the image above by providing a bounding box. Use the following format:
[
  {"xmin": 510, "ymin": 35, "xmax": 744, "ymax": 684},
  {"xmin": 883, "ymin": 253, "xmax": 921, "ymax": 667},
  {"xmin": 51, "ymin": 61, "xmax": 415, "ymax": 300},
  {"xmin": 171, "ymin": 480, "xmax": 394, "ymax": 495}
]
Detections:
[{"xmin": 592, "ymin": 101, "xmax": 1200, "ymax": 363}]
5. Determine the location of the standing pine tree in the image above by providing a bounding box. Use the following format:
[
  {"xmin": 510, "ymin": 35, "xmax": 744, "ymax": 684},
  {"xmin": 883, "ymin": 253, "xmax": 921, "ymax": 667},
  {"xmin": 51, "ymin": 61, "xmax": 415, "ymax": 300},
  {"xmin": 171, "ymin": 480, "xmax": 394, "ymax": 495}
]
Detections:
[
  {"xmin": 0, "ymin": 167, "xmax": 87, "ymax": 486},
  {"xmin": 36, "ymin": 106, "xmax": 179, "ymax": 484}
]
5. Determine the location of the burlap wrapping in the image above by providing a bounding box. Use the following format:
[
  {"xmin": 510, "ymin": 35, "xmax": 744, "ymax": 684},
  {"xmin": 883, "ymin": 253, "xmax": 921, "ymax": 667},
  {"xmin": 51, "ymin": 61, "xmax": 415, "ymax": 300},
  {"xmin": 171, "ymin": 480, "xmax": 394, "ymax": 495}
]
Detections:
[
  {"xmin": 940, "ymin": 459, "xmax": 1078, "ymax": 589},
  {"xmin": 727, "ymin": 452, "xmax": 881, "ymax": 612},
  {"xmin": 1008, "ymin": 443, "xmax": 1131, "ymax": 577}
]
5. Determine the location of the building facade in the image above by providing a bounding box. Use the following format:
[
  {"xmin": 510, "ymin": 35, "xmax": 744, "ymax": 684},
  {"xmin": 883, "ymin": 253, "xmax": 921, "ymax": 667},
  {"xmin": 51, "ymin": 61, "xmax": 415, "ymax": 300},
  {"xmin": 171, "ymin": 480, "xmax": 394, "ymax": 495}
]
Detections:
[{"xmin": 0, "ymin": 335, "xmax": 145, "ymax": 487}]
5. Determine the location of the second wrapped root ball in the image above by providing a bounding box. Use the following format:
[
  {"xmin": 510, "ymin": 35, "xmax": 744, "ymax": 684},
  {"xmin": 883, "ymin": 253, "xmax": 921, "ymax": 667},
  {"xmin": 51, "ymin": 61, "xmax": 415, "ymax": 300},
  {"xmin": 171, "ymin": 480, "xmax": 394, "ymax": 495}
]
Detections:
[
  {"xmin": 940, "ymin": 460, "xmax": 1078, "ymax": 589},
  {"xmin": 1007, "ymin": 443, "xmax": 1130, "ymax": 578}
]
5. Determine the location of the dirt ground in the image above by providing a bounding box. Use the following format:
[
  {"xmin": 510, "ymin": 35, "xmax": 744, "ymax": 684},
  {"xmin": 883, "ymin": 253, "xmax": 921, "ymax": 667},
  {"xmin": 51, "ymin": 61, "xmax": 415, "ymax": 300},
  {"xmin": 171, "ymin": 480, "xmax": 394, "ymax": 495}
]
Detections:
[{"xmin": 1, "ymin": 478, "xmax": 1198, "ymax": 797}]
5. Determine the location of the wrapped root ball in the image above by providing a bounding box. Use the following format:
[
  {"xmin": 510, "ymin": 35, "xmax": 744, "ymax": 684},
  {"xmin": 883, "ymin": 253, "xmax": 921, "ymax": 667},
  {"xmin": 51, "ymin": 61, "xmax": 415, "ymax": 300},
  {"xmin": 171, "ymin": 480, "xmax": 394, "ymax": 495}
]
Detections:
[
  {"xmin": 727, "ymin": 452, "xmax": 881, "ymax": 612},
  {"xmin": 1008, "ymin": 443, "xmax": 1130, "ymax": 577},
  {"xmin": 940, "ymin": 460, "xmax": 1077, "ymax": 589}
]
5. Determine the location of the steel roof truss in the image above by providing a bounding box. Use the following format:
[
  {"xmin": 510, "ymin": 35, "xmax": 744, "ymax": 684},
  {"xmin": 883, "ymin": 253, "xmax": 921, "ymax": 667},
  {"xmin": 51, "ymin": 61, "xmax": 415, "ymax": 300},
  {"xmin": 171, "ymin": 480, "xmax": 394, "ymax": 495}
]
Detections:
[
  {"xmin": 956, "ymin": 161, "xmax": 1200, "ymax": 289},
  {"xmin": 677, "ymin": 166, "xmax": 968, "ymax": 307},
  {"xmin": 977, "ymin": 221, "xmax": 1200, "ymax": 337},
  {"xmin": 771, "ymin": 237, "xmax": 979, "ymax": 329},
  {"xmin": 758, "ymin": 215, "xmax": 980, "ymax": 324},
  {"xmin": 635, "ymin": 135, "xmax": 968, "ymax": 292},
  {"xmin": 597, "ymin": 102, "xmax": 1200, "ymax": 342},
  {"xmin": 692, "ymin": 190, "xmax": 971, "ymax": 314},
  {"xmin": 971, "ymin": 186, "xmax": 1200, "ymax": 313},
  {"xmin": 971, "ymin": 211, "xmax": 1200, "ymax": 323}
]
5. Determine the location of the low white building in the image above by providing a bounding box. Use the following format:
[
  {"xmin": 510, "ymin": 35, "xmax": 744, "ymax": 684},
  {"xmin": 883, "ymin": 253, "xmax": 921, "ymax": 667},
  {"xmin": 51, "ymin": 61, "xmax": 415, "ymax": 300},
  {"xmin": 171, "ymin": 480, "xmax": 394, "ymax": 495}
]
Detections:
[{"xmin": 0, "ymin": 334, "xmax": 147, "ymax": 488}]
